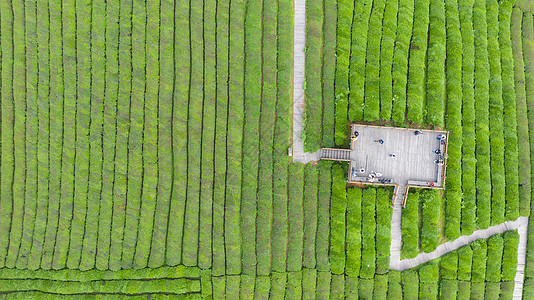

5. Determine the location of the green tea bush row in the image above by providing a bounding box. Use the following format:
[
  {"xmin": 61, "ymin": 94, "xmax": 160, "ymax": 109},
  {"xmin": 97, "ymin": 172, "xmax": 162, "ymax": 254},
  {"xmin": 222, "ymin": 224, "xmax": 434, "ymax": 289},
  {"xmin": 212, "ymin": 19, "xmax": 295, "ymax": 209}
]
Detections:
[
  {"xmin": 288, "ymin": 164, "xmax": 304, "ymax": 272},
  {"xmin": 239, "ymin": 0, "xmax": 263, "ymax": 274},
  {"xmin": 439, "ymin": 279, "xmax": 459, "ymax": 300},
  {"xmin": 440, "ymin": 251, "xmax": 458, "ymax": 280},
  {"xmin": 487, "ymin": 0, "xmax": 506, "ymax": 226},
  {"xmin": 334, "ymin": 0, "xmax": 354, "ymax": 145},
  {"xmin": 360, "ymin": 188, "xmax": 376, "ymax": 278},
  {"xmin": 167, "ymin": 0, "xmax": 190, "ymax": 268},
  {"xmin": 471, "ymin": 240, "xmax": 487, "ymax": 282},
  {"xmin": 271, "ymin": 272, "xmax": 286, "ymax": 298},
  {"xmin": 402, "ymin": 270, "xmax": 419, "ymax": 299},
  {"xmin": 330, "ymin": 164, "xmax": 347, "ymax": 274},
  {"xmin": 225, "ymin": 275, "xmax": 240, "ymax": 298},
  {"xmin": 80, "ymin": 0, "xmax": 106, "ymax": 271},
  {"xmin": 52, "ymin": 0, "xmax": 77, "ymax": 270},
  {"xmin": 511, "ymin": 8, "xmax": 531, "ymax": 216},
  {"xmin": 255, "ymin": 275, "xmax": 271, "ymax": 298},
  {"xmin": 256, "ymin": 0, "xmax": 278, "ymax": 275},
  {"xmin": 303, "ymin": 165, "xmax": 318, "ymax": 269},
  {"xmin": 224, "ymin": 0, "xmax": 247, "ymax": 275},
  {"xmin": 457, "ymin": 281, "xmax": 471, "ymax": 299},
  {"xmin": 317, "ymin": 271, "xmax": 331, "ymax": 298},
  {"xmin": 459, "ymin": 0, "xmax": 477, "ymax": 235},
  {"xmin": 401, "ymin": 191, "xmax": 420, "ymax": 259},
  {"xmin": 484, "ymin": 282, "xmax": 501, "ymax": 299},
  {"xmin": 406, "ymin": 0, "xmax": 430, "ymax": 124},
  {"xmin": 378, "ymin": 0, "xmax": 399, "ymax": 120},
  {"xmin": 286, "ymin": 270, "xmax": 303, "ymax": 299},
  {"xmin": 376, "ymin": 188, "xmax": 392, "ymax": 274},
  {"xmin": 501, "ymin": 281, "xmax": 515, "ymax": 299},
  {"xmin": 29, "ymin": 0, "xmax": 52, "ymax": 271},
  {"xmin": 148, "ymin": 0, "xmax": 176, "ymax": 270},
  {"xmin": 331, "ymin": 274, "xmax": 345, "ymax": 298},
  {"xmin": 499, "ymin": 0, "xmax": 519, "ymax": 221},
  {"xmin": 239, "ymin": 275, "xmax": 254, "ymax": 298},
  {"xmin": 302, "ymin": 269, "xmax": 317, "ymax": 299},
  {"xmin": 322, "ymin": 0, "xmax": 337, "ymax": 147},
  {"xmin": 18, "ymin": 0, "xmax": 39, "ymax": 271},
  {"xmin": 373, "ymin": 274, "xmax": 388, "ymax": 299},
  {"xmin": 211, "ymin": 0, "xmax": 229, "ymax": 276},
  {"xmin": 346, "ymin": 188, "xmax": 362, "ymax": 276},
  {"xmin": 317, "ymin": 161, "xmax": 332, "ymax": 271},
  {"xmin": 359, "ymin": 278, "xmax": 374, "ymax": 299},
  {"xmin": 486, "ymin": 234, "xmax": 504, "ymax": 282},
  {"xmin": 197, "ymin": 0, "xmax": 216, "ymax": 271},
  {"xmin": 388, "ymin": 271, "xmax": 402, "ymax": 300},
  {"xmin": 348, "ymin": 0, "xmax": 372, "ymax": 121},
  {"xmin": 391, "ymin": 0, "xmax": 415, "ymax": 124},
  {"xmin": 94, "ymin": 0, "xmax": 118, "ymax": 271},
  {"xmin": 0, "ymin": 0, "xmax": 15, "ymax": 269},
  {"xmin": 473, "ymin": 0, "xmax": 491, "ymax": 230},
  {"xmin": 272, "ymin": 0, "xmax": 293, "ymax": 273},
  {"xmin": 419, "ymin": 262, "xmax": 439, "ymax": 299},
  {"xmin": 345, "ymin": 276, "xmax": 359, "ymax": 298},
  {"xmin": 304, "ymin": 0, "xmax": 323, "ymax": 151},
  {"xmin": 444, "ymin": 0, "xmax": 463, "ymax": 240},
  {"xmin": 502, "ymin": 230, "xmax": 519, "ymax": 281},
  {"xmin": 122, "ymin": 0, "xmax": 147, "ymax": 270},
  {"xmin": 457, "ymin": 245, "xmax": 473, "ymax": 281},
  {"xmin": 425, "ymin": 0, "xmax": 446, "ymax": 126},
  {"xmin": 363, "ymin": 0, "xmax": 386, "ymax": 121},
  {"xmin": 471, "ymin": 282, "xmax": 485, "ymax": 299},
  {"xmin": 420, "ymin": 189, "xmax": 441, "ymax": 253}
]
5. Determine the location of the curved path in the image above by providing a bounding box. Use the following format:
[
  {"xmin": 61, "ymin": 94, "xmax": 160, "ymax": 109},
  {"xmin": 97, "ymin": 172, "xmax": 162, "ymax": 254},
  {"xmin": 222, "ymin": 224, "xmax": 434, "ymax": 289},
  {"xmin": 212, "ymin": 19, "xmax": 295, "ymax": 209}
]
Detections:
[
  {"xmin": 389, "ymin": 185, "xmax": 528, "ymax": 299},
  {"xmin": 292, "ymin": 0, "xmax": 319, "ymax": 163}
]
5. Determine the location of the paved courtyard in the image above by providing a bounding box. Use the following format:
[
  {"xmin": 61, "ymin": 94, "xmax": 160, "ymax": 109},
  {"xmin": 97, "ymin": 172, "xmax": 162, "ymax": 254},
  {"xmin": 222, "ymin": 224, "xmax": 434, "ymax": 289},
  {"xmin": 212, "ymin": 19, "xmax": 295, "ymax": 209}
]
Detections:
[{"xmin": 349, "ymin": 124, "xmax": 447, "ymax": 187}]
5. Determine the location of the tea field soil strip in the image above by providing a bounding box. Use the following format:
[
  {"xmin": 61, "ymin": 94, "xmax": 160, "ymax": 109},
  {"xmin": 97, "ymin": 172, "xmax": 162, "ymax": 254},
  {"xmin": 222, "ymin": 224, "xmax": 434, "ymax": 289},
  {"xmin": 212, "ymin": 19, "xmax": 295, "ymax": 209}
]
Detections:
[
  {"xmin": 390, "ymin": 211, "xmax": 528, "ymax": 299},
  {"xmin": 292, "ymin": 0, "xmax": 319, "ymax": 163}
]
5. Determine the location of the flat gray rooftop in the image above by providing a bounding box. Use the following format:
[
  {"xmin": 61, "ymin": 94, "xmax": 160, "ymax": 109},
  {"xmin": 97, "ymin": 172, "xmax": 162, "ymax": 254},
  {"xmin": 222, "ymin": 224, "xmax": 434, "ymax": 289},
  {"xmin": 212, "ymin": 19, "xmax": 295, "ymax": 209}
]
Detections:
[{"xmin": 349, "ymin": 124, "xmax": 447, "ymax": 187}]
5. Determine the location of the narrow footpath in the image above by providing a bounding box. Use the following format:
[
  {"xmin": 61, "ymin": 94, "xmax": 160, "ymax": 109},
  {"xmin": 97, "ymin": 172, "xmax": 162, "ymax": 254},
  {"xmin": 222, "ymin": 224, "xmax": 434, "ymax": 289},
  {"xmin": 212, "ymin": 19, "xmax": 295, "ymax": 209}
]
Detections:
[{"xmin": 292, "ymin": 0, "xmax": 319, "ymax": 163}]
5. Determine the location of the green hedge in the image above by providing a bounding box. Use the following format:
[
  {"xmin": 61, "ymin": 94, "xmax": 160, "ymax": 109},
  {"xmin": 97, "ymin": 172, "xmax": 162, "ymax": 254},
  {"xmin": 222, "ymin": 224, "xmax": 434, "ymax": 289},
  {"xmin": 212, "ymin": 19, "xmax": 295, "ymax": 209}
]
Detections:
[
  {"xmin": 346, "ymin": 276, "xmax": 359, "ymax": 299},
  {"xmin": 484, "ymin": 282, "xmax": 501, "ymax": 299},
  {"xmin": 511, "ymin": 7, "xmax": 531, "ymax": 216},
  {"xmin": 331, "ymin": 274, "xmax": 345, "ymax": 299},
  {"xmin": 346, "ymin": 188, "xmax": 362, "ymax": 276},
  {"xmin": 402, "ymin": 191, "xmax": 420, "ymax": 259},
  {"xmin": 317, "ymin": 271, "xmax": 331, "ymax": 298},
  {"xmin": 391, "ymin": 0, "xmax": 415, "ymax": 124},
  {"xmin": 376, "ymin": 188, "xmax": 392, "ymax": 273},
  {"xmin": 334, "ymin": 0, "xmax": 354, "ymax": 145},
  {"xmin": 348, "ymin": 0, "xmax": 372, "ymax": 121},
  {"xmin": 406, "ymin": 0, "xmax": 430, "ymax": 124},
  {"xmin": 358, "ymin": 278, "xmax": 374, "ymax": 299},
  {"xmin": 502, "ymin": 230, "xmax": 519, "ymax": 281},
  {"xmin": 322, "ymin": 0, "xmax": 337, "ymax": 147},
  {"xmin": 470, "ymin": 282, "xmax": 485, "ymax": 299},
  {"xmin": 440, "ymin": 251, "xmax": 458, "ymax": 280},
  {"xmin": 286, "ymin": 271, "xmax": 303, "ymax": 299},
  {"xmin": 425, "ymin": 0, "xmax": 446, "ymax": 126},
  {"xmin": 330, "ymin": 164, "xmax": 347, "ymax": 274},
  {"xmin": 288, "ymin": 164, "xmax": 305, "ymax": 272},
  {"xmin": 302, "ymin": 269, "xmax": 317, "ymax": 299},
  {"xmin": 270, "ymin": 272, "xmax": 286, "ymax": 299},
  {"xmin": 402, "ymin": 270, "xmax": 419, "ymax": 300},
  {"xmin": 487, "ymin": 0, "xmax": 506, "ymax": 226},
  {"xmin": 473, "ymin": 0, "xmax": 491, "ymax": 230},
  {"xmin": 317, "ymin": 161, "xmax": 332, "ymax": 271},
  {"xmin": 420, "ymin": 189, "xmax": 441, "ymax": 253},
  {"xmin": 254, "ymin": 276, "xmax": 271, "ymax": 298},
  {"xmin": 485, "ymin": 234, "xmax": 504, "ymax": 282},
  {"xmin": 360, "ymin": 188, "xmax": 376, "ymax": 278},
  {"xmin": 223, "ymin": 0, "xmax": 246, "ymax": 274},
  {"xmin": 303, "ymin": 165, "xmax": 319, "ymax": 269},
  {"xmin": 363, "ymin": 0, "xmax": 386, "ymax": 121},
  {"xmin": 378, "ymin": 0, "xmax": 399, "ymax": 120},
  {"xmin": 388, "ymin": 271, "xmax": 402, "ymax": 300},
  {"xmin": 457, "ymin": 245, "xmax": 473, "ymax": 281},
  {"xmin": 373, "ymin": 274, "xmax": 388, "ymax": 300},
  {"xmin": 304, "ymin": 0, "xmax": 323, "ymax": 151},
  {"xmin": 439, "ymin": 279, "xmax": 459, "ymax": 300},
  {"xmin": 459, "ymin": 0, "xmax": 477, "ymax": 235},
  {"xmin": 444, "ymin": 0, "xmax": 462, "ymax": 240},
  {"xmin": 499, "ymin": 0, "xmax": 519, "ymax": 221},
  {"xmin": 471, "ymin": 240, "xmax": 487, "ymax": 282},
  {"xmin": 457, "ymin": 281, "xmax": 471, "ymax": 300}
]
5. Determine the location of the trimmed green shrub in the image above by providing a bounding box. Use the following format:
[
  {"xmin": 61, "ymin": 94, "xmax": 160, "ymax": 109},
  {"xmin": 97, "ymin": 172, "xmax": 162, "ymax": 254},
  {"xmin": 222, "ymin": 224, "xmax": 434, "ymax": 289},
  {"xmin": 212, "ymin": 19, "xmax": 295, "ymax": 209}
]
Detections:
[
  {"xmin": 346, "ymin": 188, "xmax": 362, "ymax": 276},
  {"xmin": 317, "ymin": 271, "xmax": 332, "ymax": 298},
  {"xmin": 330, "ymin": 164, "xmax": 347, "ymax": 274},
  {"xmin": 402, "ymin": 270, "xmax": 419, "ymax": 300},
  {"xmin": 457, "ymin": 245, "xmax": 473, "ymax": 281},
  {"xmin": 470, "ymin": 282, "xmax": 485, "ymax": 300},
  {"xmin": 420, "ymin": 189, "xmax": 441, "ymax": 252},
  {"xmin": 373, "ymin": 274, "xmax": 388, "ymax": 300},
  {"xmin": 254, "ymin": 275, "xmax": 271, "ymax": 298},
  {"xmin": 402, "ymin": 191, "xmax": 420, "ymax": 259},
  {"xmin": 500, "ymin": 281, "xmax": 514, "ymax": 299},
  {"xmin": 304, "ymin": 0, "xmax": 323, "ymax": 151},
  {"xmin": 226, "ymin": 275, "xmax": 240, "ymax": 299},
  {"xmin": 285, "ymin": 271, "xmax": 303, "ymax": 299},
  {"xmin": 459, "ymin": 0, "xmax": 477, "ymax": 235},
  {"xmin": 440, "ymin": 251, "xmax": 458, "ymax": 280},
  {"xmin": 358, "ymin": 278, "xmax": 374, "ymax": 299},
  {"xmin": 239, "ymin": 275, "xmax": 255, "ymax": 298},
  {"xmin": 391, "ymin": 0, "xmax": 415, "ymax": 124},
  {"xmin": 485, "ymin": 234, "xmax": 504, "ymax": 282},
  {"xmin": 322, "ymin": 0, "xmax": 337, "ymax": 146},
  {"xmin": 502, "ymin": 230, "xmax": 519, "ymax": 281},
  {"xmin": 303, "ymin": 165, "xmax": 319, "ymax": 269},
  {"xmin": 302, "ymin": 269, "xmax": 317, "ymax": 299},
  {"xmin": 457, "ymin": 281, "xmax": 471, "ymax": 300},
  {"xmin": 317, "ymin": 161, "xmax": 333, "ymax": 271},
  {"xmin": 511, "ymin": 7, "xmax": 531, "ymax": 216},
  {"xmin": 484, "ymin": 282, "xmax": 501, "ymax": 299},
  {"xmin": 360, "ymin": 188, "xmax": 376, "ymax": 278},
  {"xmin": 331, "ymin": 274, "xmax": 345, "ymax": 299},
  {"xmin": 439, "ymin": 279, "xmax": 459, "ymax": 300},
  {"xmin": 364, "ymin": 0, "xmax": 386, "ymax": 121},
  {"xmin": 406, "ymin": 0, "xmax": 430, "ymax": 124},
  {"xmin": 348, "ymin": 0, "xmax": 373, "ymax": 121},
  {"xmin": 387, "ymin": 271, "xmax": 402, "ymax": 300},
  {"xmin": 345, "ymin": 276, "xmax": 359, "ymax": 299},
  {"xmin": 378, "ymin": 0, "xmax": 399, "ymax": 120},
  {"xmin": 270, "ymin": 272, "xmax": 287, "ymax": 299},
  {"xmin": 471, "ymin": 240, "xmax": 488, "ymax": 282},
  {"xmin": 376, "ymin": 188, "xmax": 392, "ymax": 273},
  {"xmin": 288, "ymin": 163, "xmax": 305, "ymax": 272}
]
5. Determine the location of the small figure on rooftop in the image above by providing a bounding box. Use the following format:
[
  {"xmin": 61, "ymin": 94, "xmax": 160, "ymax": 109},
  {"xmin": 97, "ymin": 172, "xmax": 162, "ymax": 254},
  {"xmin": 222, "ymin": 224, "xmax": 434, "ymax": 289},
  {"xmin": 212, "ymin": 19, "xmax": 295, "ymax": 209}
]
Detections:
[
  {"xmin": 434, "ymin": 149, "xmax": 441, "ymax": 154},
  {"xmin": 375, "ymin": 139, "xmax": 384, "ymax": 144},
  {"xmin": 389, "ymin": 153, "xmax": 396, "ymax": 158},
  {"xmin": 414, "ymin": 130, "xmax": 422, "ymax": 136}
]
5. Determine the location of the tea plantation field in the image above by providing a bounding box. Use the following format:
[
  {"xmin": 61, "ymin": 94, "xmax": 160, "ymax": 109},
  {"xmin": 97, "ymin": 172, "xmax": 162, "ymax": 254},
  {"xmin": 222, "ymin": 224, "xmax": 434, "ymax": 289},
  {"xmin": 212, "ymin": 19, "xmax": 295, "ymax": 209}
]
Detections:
[{"xmin": 1, "ymin": 0, "xmax": 534, "ymax": 298}]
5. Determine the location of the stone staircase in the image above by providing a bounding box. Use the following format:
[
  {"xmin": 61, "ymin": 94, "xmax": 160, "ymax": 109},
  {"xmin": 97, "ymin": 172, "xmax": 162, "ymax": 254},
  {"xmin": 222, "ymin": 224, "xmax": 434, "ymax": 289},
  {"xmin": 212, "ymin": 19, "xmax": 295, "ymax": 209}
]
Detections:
[{"xmin": 320, "ymin": 148, "xmax": 351, "ymax": 161}]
